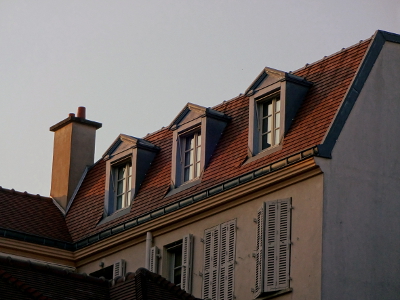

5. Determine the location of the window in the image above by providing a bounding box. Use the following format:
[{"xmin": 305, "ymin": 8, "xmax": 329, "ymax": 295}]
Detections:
[
  {"xmin": 89, "ymin": 259, "xmax": 126, "ymax": 280},
  {"xmin": 259, "ymin": 95, "xmax": 281, "ymax": 150},
  {"xmin": 169, "ymin": 103, "xmax": 229, "ymax": 193},
  {"xmin": 113, "ymin": 162, "xmax": 132, "ymax": 210},
  {"xmin": 167, "ymin": 242, "xmax": 183, "ymax": 286},
  {"xmin": 246, "ymin": 67, "xmax": 312, "ymax": 159},
  {"xmin": 182, "ymin": 131, "xmax": 202, "ymax": 182},
  {"xmin": 203, "ymin": 219, "xmax": 236, "ymax": 300},
  {"xmin": 102, "ymin": 134, "xmax": 159, "ymax": 219},
  {"xmin": 162, "ymin": 235, "xmax": 193, "ymax": 293},
  {"xmin": 254, "ymin": 199, "xmax": 291, "ymax": 298}
]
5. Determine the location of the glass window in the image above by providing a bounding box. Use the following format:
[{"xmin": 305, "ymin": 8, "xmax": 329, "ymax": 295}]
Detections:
[
  {"xmin": 182, "ymin": 131, "xmax": 201, "ymax": 183},
  {"xmin": 114, "ymin": 162, "xmax": 132, "ymax": 210},
  {"xmin": 260, "ymin": 95, "xmax": 280, "ymax": 150},
  {"xmin": 167, "ymin": 242, "xmax": 183, "ymax": 287}
]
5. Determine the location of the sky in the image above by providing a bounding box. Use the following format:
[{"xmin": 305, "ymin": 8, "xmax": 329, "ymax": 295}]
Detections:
[{"xmin": 0, "ymin": 0, "xmax": 399, "ymax": 196}]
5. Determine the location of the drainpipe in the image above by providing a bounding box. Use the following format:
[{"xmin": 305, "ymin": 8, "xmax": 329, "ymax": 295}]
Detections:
[{"xmin": 145, "ymin": 232, "xmax": 152, "ymax": 269}]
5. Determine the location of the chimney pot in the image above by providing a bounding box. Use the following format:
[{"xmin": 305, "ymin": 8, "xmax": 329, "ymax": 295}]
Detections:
[
  {"xmin": 69, "ymin": 113, "xmax": 75, "ymax": 117},
  {"xmin": 77, "ymin": 107, "xmax": 86, "ymax": 119}
]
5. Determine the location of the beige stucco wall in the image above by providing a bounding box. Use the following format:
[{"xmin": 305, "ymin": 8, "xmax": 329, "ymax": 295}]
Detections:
[{"xmin": 78, "ymin": 172, "xmax": 323, "ymax": 300}]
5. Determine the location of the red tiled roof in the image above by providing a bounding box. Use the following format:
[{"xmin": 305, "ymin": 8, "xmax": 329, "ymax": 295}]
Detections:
[
  {"xmin": 65, "ymin": 38, "xmax": 371, "ymax": 241},
  {"xmin": 0, "ymin": 256, "xmax": 109, "ymax": 299},
  {"xmin": 110, "ymin": 268, "xmax": 201, "ymax": 300},
  {"xmin": 0, "ymin": 187, "xmax": 72, "ymax": 242}
]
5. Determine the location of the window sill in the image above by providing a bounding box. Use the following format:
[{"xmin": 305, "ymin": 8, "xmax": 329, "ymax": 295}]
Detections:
[
  {"xmin": 245, "ymin": 144, "xmax": 283, "ymax": 165},
  {"xmin": 165, "ymin": 178, "xmax": 202, "ymax": 198},
  {"xmin": 98, "ymin": 206, "xmax": 131, "ymax": 226},
  {"xmin": 256, "ymin": 288, "xmax": 292, "ymax": 299}
]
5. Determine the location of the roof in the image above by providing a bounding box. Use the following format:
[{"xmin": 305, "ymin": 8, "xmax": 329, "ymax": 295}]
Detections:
[
  {"xmin": 0, "ymin": 256, "xmax": 109, "ymax": 299},
  {"xmin": 0, "ymin": 187, "xmax": 72, "ymax": 243},
  {"xmin": 64, "ymin": 35, "xmax": 372, "ymax": 242},
  {"xmin": 0, "ymin": 256, "xmax": 200, "ymax": 300},
  {"xmin": 3, "ymin": 30, "xmax": 400, "ymax": 247}
]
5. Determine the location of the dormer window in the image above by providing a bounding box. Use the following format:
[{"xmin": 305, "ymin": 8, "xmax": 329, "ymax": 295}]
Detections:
[
  {"xmin": 113, "ymin": 162, "xmax": 132, "ymax": 210},
  {"xmin": 101, "ymin": 134, "xmax": 159, "ymax": 220},
  {"xmin": 246, "ymin": 67, "xmax": 312, "ymax": 160},
  {"xmin": 168, "ymin": 103, "xmax": 230, "ymax": 195}
]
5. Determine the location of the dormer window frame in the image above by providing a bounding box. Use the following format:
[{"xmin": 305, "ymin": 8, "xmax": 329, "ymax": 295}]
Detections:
[
  {"xmin": 112, "ymin": 159, "xmax": 133, "ymax": 211},
  {"xmin": 248, "ymin": 82, "xmax": 286, "ymax": 159},
  {"xmin": 246, "ymin": 67, "xmax": 312, "ymax": 162},
  {"xmin": 180, "ymin": 128, "xmax": 202, "ymax": 184},
  {"xmin": 100, "ymin": 134, "xmax": 159, "ymax": 223},
  {"xmin": 168, "ymin": 103, "xmax": 230, "ymax": 196}
]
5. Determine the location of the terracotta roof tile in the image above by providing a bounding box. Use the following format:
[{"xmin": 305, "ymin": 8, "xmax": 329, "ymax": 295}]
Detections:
[{"xmin": 0, "ymin": 187, "xmax": 72, "ymax": 242}]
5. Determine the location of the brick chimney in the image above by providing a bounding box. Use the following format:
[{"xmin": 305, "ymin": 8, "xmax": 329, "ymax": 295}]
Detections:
[{"xmin": 50, "ymin": 107, "xmax": 102, "ymax": 209}]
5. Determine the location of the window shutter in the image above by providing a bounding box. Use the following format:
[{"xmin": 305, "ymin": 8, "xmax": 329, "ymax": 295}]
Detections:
[
  {"xmin": 254, "ymin": 203, "xmax": 265, "ymax": 298},
  {"xmin": 276, "ymin": 199, "xmax": 291, "ymax": 290},
  {"xmin": 113, "ymin": 259, "xmax": 126, "ymax": 278},
  {"xmin": 203, "ymin": 225, "xmax": 220, "ymax": 300},
  {"xmin": 149, "ymin": 246, "xmax": 159, "ymax": 273},
  {"xmin": 181, "ymin": 234, "xmax": 194, "ymax": 293},
  {"xmin": 264, "ymin": 201, "xmax": 278, "ymax": 292},
  {"xmin": 219, "ymin": 219, "xmax": 236, "ymax": 300}
]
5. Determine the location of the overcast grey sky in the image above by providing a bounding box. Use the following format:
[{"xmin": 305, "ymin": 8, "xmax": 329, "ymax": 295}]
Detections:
[{"xmin": 0, "ymin": 0, "xmax": 399, "ymax": 196}]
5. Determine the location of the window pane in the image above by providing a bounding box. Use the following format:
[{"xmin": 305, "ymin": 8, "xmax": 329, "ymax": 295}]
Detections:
[
  {"xmin": 126, "ymin": 190, "xmax": 131, "ymax": 206},
  {"xmin": 184, "ymin": 166, "xmax": 193, "ymax": 181},
  {"xmin": 118, "ymin": 166, "xmax": 125, "ymax": 179},
  {"xmin": 117, "ymin": 180, "xmax": 124, "ymax": 195},
  {"xmin": 262, "ymin": 118, "xmax": 268, "ymax": 133},
  {"xmin": 275, "ymin": 99, "xmax": 281, "ymax": 112},
  {"xmin": 275, "ymin": 112, "xmax": 280, "ymax": 128},
  {"xmin": 175, "ymin": 250, "xmax": 182, "ymax": 267},
  {"xmin": 116, "ymin": 196, "xmax": 122, "ymax": 210},
  {"xmin": 196, "ymin": 162, "xmax": 201, "ymax": 177},
  {"xmin": 197, "ymin": 132, "xmax": 201, "ymax": 146},
  {"xmin": 174, "ymin": 268, "xmax": 182, "ymax": 286},
  {"xmin": 267, "ymin": 102, "xmax": 273, "ymax": 115},
  {"xmin": 275, "ymin": 129, "xmax": 280, "ymax": 145},
  {"xmin": 185, "ymin": 135, "xmax": 194, "ymax": 151},
  {"xmin": 185, "ymin": 151, "xmax": 194, "ymax": 165},
  {"xmin": 196, "ymin": 145, "xmax": 201, "ymax": 162},
  {"xmin": 262, "ymin": 133, "xmax": 271, "ymax": 149},
  {"xmin": 127, "ymin": 164, "xmax": 132, "ymax": 176}
]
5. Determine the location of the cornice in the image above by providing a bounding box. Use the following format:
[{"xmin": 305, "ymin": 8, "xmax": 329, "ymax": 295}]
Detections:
[
  {"xmin": 73, "ymin": 156, "xmax": 321, "ymax": 266},
  {"xmin": 0, "ymin": 237, "xmax": 75, "ymax": 267}
]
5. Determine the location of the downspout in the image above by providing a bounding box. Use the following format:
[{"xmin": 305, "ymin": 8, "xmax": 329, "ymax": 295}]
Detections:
[{"xmin": 145, "ymin": 231, "xmax": 152, "ymax": 269}]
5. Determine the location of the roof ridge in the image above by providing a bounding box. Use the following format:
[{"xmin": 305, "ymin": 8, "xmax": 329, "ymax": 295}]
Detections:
[
  {"xmin": 0, "ymin": 186, "xmax": 51, "ymax": 201},
  {"xmin": 292, "ymin": 36, "xmax": 373, "ymax": 74}
]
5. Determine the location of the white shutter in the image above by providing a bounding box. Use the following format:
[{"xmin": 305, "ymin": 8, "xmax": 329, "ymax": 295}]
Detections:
[
  {"xmin": 181, "ymin": 234, "xmax": 193, "ymax": 293},
  {"xmin": 276, "ymin": 199, "xmax": 291, "ymax": 289},
  {"xmin": 219, "ymin": 219, "xmax": 236, "ymax": 300},
  {"xmin": 113, "ymin": 259, "xmax": 126, "ymax": 278},
  {"xmin": 254, "ymin": 203, "xmax": 265, "ymax": 298},
  {"xmin": 264, "ymin": 201, "xmax": 278, "ymax": 292},
  {"xmin": 203, "ymin": 225, "xmax": 220, "ymax": 300},
  {"xmin": 149, "ymin": 246, "xmax": 159, "ymax": 273},
  {"xmin": 263, "ymin": 199, "xmax": 291, "ymax": 293}
]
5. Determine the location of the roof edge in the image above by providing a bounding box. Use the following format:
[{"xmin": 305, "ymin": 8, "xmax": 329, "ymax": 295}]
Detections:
[{"xmin": 318, "ymin": 30, "xmax": 397, "ymax": 158}]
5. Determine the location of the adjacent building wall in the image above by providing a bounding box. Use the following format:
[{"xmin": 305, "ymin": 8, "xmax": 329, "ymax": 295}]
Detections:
[
  {"xmin": 316, "ymin": 41, "xmax": 400, "ymax": 300},
  {"xmin": 78, "ymin": 173, "xmax": 323, "ymax": 300}
]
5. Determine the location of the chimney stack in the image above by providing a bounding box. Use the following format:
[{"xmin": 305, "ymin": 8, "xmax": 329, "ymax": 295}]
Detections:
[{"xmin": 50, "ymin": 107, "xmax": 102, "ymax": 209}]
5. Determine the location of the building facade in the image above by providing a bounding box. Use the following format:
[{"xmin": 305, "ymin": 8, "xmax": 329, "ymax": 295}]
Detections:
[{"xmin": 1, "ymin": 30, "xmax": 400, "ymax": 300}]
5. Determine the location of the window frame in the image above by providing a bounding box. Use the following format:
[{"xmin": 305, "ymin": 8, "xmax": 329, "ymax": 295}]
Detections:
[
  {"xmin": 112, "ymin": 161, "xmax": 133, "ymax": 211},
  {"xmin": 258, "ymin": 93, "xmax": 281, "ymax": 151},
  {"xmin": 166, "ymin": 241, "xmax": 184, "ymax": 287},
  {"xmin": 181, "ymin": 130, "xmax": 202, "ymax": 184}
]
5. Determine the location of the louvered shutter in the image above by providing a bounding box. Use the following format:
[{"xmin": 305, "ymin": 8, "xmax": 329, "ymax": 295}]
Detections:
[
  {"xmin": 181, "ymin": 234, "xmax": 193, "ymax": 293},
  {"xmin": 149, "ymin": 246, "xmax": 159, "ymax": 273},
  {"xmin": 113, "ymin": 259, "xmax": 126, "ymax": 278},
  {"xmin": 254, "ymin": 203, "xmax": 265, "ymax": 298},
  {"xmin": 219, "ymin": 220, "xmax": 236, "ymax": 300},
  {"xmin": 264, "ymin": 201, "xmax": 278, "ymax": 291},
  {"xmin": 276, "ymin": 199, "xmax": 291, "ymax": 289},
  {"xmin": 203, "ymin": 225, "xmax": 220, "ymax": 300}
]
